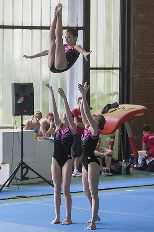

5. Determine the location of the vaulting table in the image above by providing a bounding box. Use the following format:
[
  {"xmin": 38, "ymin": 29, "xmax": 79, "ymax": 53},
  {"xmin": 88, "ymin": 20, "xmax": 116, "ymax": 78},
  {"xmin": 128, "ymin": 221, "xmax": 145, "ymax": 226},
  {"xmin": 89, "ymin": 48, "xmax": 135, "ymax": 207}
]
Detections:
[{"xmin": 94, "ymin": 104, "xmax": 147, "ymax": 157}]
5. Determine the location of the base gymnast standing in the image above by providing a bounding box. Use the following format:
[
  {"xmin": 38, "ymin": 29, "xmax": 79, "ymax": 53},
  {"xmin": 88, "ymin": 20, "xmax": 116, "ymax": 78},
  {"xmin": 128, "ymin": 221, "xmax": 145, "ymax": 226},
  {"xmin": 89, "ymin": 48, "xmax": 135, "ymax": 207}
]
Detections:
[
  {"xmin": 46, "ymin": 84, "xmax": 76, "ymax": 225},
  {"xmin": 78, "ymin": 82, "xmax": 106, "ymax": 230}
]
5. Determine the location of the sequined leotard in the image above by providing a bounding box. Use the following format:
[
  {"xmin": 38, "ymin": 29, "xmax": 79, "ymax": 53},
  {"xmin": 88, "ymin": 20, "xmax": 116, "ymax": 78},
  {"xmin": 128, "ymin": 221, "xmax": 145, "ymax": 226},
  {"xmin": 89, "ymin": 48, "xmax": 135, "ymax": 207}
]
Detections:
[
  {"xmin": 50, "ymin": 44, "xmax": 80, "ymax": 73},
  {"xmin": 82, "ymin": 126, "xmax": 100, "ymax": 171},
  {"xmin": 53, "ymin": 124, "xmax": 75, "ymax": 168}
]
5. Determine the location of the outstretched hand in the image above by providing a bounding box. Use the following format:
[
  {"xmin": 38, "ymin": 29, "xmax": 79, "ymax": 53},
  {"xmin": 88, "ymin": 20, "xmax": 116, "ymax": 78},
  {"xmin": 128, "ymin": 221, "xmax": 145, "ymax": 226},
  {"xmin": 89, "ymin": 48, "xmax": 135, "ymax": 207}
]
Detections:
[
  {"xmin": 45, "ymin": 83, "xmax": 53, "ymax": 92},
  {"xmin": 78, "ymin": 82, "xmax": 89, "ymax": 95},
  {"xmin": 84, "ymin": 51, "xmax": 92, "ymax": 61},
  {"xmin": 23, "ymin": 55, "xmax": 31, "ymax": 59},
  {"xmin": 58, "ymin": 88, "xmax": 65, "ymax": 98}
]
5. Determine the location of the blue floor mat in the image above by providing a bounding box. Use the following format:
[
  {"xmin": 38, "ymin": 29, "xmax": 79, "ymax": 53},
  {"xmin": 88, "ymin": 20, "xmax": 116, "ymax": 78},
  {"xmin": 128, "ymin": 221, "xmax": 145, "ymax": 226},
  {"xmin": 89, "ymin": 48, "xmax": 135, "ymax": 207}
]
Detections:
[
  {"xmin": 98, "ymin": 177, "xmax": 154, "ymax": 189},
  {"xmin": 0, "ymin": 177, "xmax": 154, "ymax": 199},
  {"xmin": 0, "ymin": 189, "xmax": 154, "ymax": 232}
]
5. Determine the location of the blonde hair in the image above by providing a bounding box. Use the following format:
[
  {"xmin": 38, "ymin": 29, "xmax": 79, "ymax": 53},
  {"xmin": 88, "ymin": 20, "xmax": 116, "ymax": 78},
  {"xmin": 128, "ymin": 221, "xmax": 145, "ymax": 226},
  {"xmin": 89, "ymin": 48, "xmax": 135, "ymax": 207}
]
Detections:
[{"xmin": 32, "ymin": 110, "xmax": 42, "ymax": 119}]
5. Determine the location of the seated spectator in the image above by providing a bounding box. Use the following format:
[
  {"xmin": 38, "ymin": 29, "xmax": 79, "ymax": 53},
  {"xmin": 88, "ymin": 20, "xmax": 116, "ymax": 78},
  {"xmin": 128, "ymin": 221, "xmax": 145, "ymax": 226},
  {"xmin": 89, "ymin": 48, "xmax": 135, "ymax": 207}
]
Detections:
[
  {"xmin": 23, "ymin": 110, "xmax": 42, "ymax": 133},
  {"xmin": 142, "ymin": 124, "xmax": 154, "ymax": 156},
  {"xmin": 39, "ymin": 112, "xmax": 55, "ymax": 138},
  {"xmin": 133, "ymin": 124, "xmax": 154, "ymax": 170},
  {"xmin": 94, "ymin": 137, "xmax": 113, "ymax": 176}
]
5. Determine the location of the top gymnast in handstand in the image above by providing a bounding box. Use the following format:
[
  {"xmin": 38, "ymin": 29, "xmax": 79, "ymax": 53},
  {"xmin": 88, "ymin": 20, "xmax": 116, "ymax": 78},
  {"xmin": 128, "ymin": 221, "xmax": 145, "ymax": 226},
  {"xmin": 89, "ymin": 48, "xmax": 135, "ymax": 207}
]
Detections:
[
  {"xmin": 23, "ymin": 3, "xmax": 91, "ymax": 73},
  {"xmin": 46, "ymin": 83, "xmax": 76, "ymax": 225},
  {"xmin": 78, "ymin": 82, "xmax": 106, "ymax": 230}
]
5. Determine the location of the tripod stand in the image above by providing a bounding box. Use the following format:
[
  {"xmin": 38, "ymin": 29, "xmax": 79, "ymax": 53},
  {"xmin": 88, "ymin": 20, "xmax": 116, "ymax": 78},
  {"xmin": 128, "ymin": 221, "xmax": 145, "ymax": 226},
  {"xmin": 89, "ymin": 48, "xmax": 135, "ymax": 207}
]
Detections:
[{"xmin": 0, "ymin": 115, "xmax": 53, "ymax": 191}]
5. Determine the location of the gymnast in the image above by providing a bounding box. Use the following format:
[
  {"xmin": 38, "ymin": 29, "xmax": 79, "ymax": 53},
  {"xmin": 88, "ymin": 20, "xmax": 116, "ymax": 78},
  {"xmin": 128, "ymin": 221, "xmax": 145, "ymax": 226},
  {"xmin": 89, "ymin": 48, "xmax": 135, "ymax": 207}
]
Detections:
[
  {"xmin": 78, "ymin": 82, "xmax": 106, "ymax": 230},
  {"xmin": 23, "ymin": 3, "xmax": 91, "ymax": 73},
  {"xmin": 46, "ymin": 84, "xmax": 76, "ymax": 225}
]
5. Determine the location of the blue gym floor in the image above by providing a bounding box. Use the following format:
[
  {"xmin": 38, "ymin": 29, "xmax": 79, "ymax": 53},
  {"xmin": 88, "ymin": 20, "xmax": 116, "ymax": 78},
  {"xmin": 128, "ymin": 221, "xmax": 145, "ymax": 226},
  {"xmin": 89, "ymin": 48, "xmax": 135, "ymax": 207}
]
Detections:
[
  {"xmin": 0, "ymin": 169, "xmax": 154, "ymax": 231},
  {"xmin": 0, "ymin": 188, "xmax": 154, "ymax": 231}
]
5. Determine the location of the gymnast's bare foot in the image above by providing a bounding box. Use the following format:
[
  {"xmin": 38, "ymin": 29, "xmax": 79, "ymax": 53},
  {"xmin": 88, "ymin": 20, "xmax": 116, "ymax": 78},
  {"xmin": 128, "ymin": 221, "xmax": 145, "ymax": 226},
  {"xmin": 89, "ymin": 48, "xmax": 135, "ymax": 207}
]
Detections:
[
  {"xmin": 51, "ymin": 217, "xmax": 60, "ymax": 224},
  {"xmin": 84, "ymin": 223, "xmax": 96, "ymax": 230},
  {"xmin": 88, "ymin": 215, "xmax": 100, "ymax": 223},
  {"xmin": 61, "ymin": 218, "xmax": 72, "ymax": 225},
  {"xmin": 55, "ymin": 3, "xmax": 62, "ymax": 16}
]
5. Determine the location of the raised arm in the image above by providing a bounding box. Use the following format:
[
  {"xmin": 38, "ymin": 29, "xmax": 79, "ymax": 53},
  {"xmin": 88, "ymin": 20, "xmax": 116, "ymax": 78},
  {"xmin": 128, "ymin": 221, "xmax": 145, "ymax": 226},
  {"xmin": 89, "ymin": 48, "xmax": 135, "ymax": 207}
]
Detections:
[
  {"xmin": 46, "ymin": 84, "xmax": 61, "ymax": 129},
  {"xmin": 58, "ymin": 88, "xmax": 76, "ymax": 134},
  {"xmin": 23, "ymin": 50, "xmax": 49, "ymax": 59},
  {"xmin": 74, "ymin": 45, "xmax": 92, "ymax": 61},
  {"xmin": 78, "ymin": 82, "xmax": 98, "ymax": 136},
  {"xmin": 80, "ymin": 99, "xmax": 89, "ymax": 128}
]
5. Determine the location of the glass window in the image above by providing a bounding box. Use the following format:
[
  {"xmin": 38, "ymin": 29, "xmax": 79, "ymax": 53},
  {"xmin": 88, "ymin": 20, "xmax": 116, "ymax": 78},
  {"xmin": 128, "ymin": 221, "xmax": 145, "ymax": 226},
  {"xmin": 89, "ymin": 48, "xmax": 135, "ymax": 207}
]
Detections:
[
  {"xmin": 0, "ymin": 0, "xmax": 120, "ymax": 158},
  {"xmin": 90, "ymin": 0, "xmax": 120, "ymax": 157},
  {"xmin": 0, "ymin": 0, "xmax": 84, "ymax": 126}
]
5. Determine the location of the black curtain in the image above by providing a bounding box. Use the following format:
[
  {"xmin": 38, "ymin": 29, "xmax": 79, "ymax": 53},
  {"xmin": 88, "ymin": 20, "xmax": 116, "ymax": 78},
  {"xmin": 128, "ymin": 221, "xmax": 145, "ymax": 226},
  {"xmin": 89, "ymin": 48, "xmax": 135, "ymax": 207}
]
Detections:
[
  {"xmin": 119, "ymin": 0, "xmax": 134, "ymax": 160},
  {"xmin": 83, "ymin": 0, "xmax": 90, "ymax": 106}
]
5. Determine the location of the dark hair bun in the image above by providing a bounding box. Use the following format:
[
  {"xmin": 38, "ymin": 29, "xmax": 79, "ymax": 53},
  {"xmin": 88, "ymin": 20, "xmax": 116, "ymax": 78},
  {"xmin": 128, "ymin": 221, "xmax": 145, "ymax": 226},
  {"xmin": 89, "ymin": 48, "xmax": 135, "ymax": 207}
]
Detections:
[{"xmin": 66, "ymin": 28, "xmax": 78, "ymax": 37}]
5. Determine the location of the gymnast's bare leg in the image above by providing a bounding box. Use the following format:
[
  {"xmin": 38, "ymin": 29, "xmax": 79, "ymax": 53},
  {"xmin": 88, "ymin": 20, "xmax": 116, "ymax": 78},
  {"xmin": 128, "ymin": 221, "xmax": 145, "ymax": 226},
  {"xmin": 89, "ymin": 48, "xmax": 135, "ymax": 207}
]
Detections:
[{"xmin": 48, "ymin": 3, "xmax": 67, "ymax": 71}]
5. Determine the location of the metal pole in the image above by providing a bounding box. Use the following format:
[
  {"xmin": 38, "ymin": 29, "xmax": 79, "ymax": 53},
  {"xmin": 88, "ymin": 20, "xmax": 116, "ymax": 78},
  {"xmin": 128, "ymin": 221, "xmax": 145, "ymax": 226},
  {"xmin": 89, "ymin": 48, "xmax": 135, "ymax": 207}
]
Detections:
[{"xmin": 21, "ymin": 115, "xmax": 24, "ymax": 180}]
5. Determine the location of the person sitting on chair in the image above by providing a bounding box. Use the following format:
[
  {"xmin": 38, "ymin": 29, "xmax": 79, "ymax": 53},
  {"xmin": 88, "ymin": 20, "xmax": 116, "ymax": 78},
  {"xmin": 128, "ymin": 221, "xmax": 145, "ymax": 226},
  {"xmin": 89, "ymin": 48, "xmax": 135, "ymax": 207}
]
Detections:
[
  {"xmin": 94, "ymin": 137, "xmax": 113, "ymax": 176},
  {"xmin": 142, "ymin": 124, "xmax": 154, "ymax": 156},
  {"xmin": 133, "ymin": 124, "xmax": 154, "ymax": 170}
]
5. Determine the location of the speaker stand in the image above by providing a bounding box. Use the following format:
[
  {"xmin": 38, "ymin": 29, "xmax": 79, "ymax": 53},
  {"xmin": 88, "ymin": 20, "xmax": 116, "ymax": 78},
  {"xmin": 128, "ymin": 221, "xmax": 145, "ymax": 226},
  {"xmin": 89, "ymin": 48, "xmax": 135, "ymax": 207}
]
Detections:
[{"xmin": 0, "ymin": 115, "xmax": 53, "ymax": 191}]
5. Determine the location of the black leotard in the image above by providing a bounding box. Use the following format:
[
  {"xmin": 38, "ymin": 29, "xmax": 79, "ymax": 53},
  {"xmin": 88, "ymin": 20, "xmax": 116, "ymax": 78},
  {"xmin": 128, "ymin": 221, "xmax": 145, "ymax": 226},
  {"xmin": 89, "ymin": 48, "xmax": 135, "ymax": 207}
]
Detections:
[
  {"xmin": 82, "ymin": 127, "xmax": 100, "ymax": 171},
  {"xmin": 50, "ymin": 44, "xmax": 80, "ymax": 73},
  {"xmin": 53, "ymin": 124, "xmax": 75, "ymax": 168}
]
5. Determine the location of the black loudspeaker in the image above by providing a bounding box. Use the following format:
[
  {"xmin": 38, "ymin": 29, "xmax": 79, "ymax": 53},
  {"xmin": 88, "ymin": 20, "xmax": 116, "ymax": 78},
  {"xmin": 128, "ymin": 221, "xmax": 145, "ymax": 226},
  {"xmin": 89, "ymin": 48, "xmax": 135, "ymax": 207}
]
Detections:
[{"xmin": 12, "ymin": 83, "xmax": 34, "ymax": 116}]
